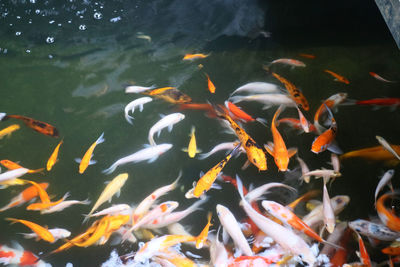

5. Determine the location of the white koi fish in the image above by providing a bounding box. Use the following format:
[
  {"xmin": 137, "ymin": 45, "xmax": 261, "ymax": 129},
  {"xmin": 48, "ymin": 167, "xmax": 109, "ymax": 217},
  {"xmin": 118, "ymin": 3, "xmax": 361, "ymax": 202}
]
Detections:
[
  {"xmin": 83, "ymin": 173, "xmax": 128, "ymax": 223},
  {"xmin": 0, "ymin": 168, "xmax": 29, "ymax": 183},
  {"xmin": 102, "ymin": 143, "xmax": 172, "ymax": 174},
  {"xmin": 216, "ymin": 204, "xmax": 253, "ymax": 256},
  {"xmin": 244, "ymin": 182, "xmax": 296, "ymax": 203},
  {"xmin": 301, "ymin": 169, "xmax": 341, "ymax": 183},
  {"xmin": 376, "ymin": 135, "xmax": 400, "ymax": 161},
  {"xmin": 209, "ymin": 228, "xmax": 229, "ymax": 267},
  {"xmin": 230, "ymin": 82, "xmax": 279, "ymax": 96},
  {"xmin": 374, "ymin": 169, "xmax": 395, "ymax": 205},
  {"xmin": 148, "ymin": 113, "xmax": 185, "ymax": 146},
  {"xmin": 198, "ymin": 141, "xmax": 244, "ymax": 160},
  {"xmin": 41, "ymin": 198, "xmax": 91, "ymax": 214},
  {"xmin": 323, "ymin": 182, "xmax": 335, "ymax": 233},
  {"xmin": 85, "ymin": 204, "xmax": 131, "ymax": 218},
  {"xmin": 20, "ymin": 228, "xmax": 71, "ymax": 242},
  {"xmin": 236, "ymin": 175, "xmax": 316, "ymax": 266},
  {"xmin": 125, "ymin": 85, "xmax": 155, "ymax": 94},
  {"xmin": 330, "ymin": 153, "xmax": 340, "ymax": 173},
  {"xmin": 229, "ymin": 94, "xmax": 296, "ymax": 109},
  {"xmin": 124, "ymin": 97, "xmax": 153, "ymax": 124},
  {"xmin": 296, "ymin": 155, "xmax": 311, "ymax": 183}
]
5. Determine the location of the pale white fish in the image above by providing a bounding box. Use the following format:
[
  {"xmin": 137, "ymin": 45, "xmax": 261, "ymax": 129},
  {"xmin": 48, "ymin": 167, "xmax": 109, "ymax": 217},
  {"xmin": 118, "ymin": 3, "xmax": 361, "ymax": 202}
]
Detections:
[
  {"xmin": 209, "ymin": 229, "xmax": 229, "ymax": 267},
  {"xmin": 102, "ymin": 143, "xmax": 173, "ymax": 174},
  {"xmin": 322, "ymin": 182, "xmax": 335, "ymax": 233},
  {"xmin": 320, "ymin": 222, "xmax": 348, "ymax": 256},
  {"xmin": 83, "ymin": 173, "xmax": 128, "ymax": 223},
  {"xmin": 84, "ymin": 204, "xmax": 131, "ymax": 218},
  {"xmin": 303, "ymin": 195, "xmax": 350, "ymax": 230},
  {"xmin": 125, "ymin": 84, "xmax": 155, "ymax": 94},
  {"xmin": 41, "ymin": 198, "xmax": 91, "ymax": 214},
  {"xmin": 244, "ymin": 182, "xmax": 296, "ymax": 203},
  {"xmin": 198, "ymin": 141, "xmax": 244, "ymax": 160},
  {"xmin": 229, "ymin": 94, "xmax": 296, "ymax": 108},
  {"xmin": 348, "ymin": 219, "xmax": 400, "ymax": 241},
  {"xmin": 296, "ymin": 106, "xmax": 310, "ymax": 133},
  {"xmin": 110, "ymin": 226, "xmax": 137, "ymax": 245},
  {"xmin": 230, "ymin": 82, "xmax": 280, "ymax": 96},
  {"xmin": 20, "ymin": 228, "xmax": 71, "ymax": 242},
  {"xmin": 374, "ymin": 169, "xmax": 395, "ymax": 205},
  {"xmin": 236, "ymin": 175, "xmax": 316, "ymax": 266},
  {"xmin": 148, "ymin": 113, "xmax": 185, "ymax": 146},
  {"xmin": 167, "ymin": 222, "xmax": 193, "ymax": 236},
  {"xmin": 0, "ymin": 168, "xmax": 29, "ymax": 183},
  {"xmin": 330, "ymin": 153, "xmax": 340, "ymax": 173},
  {"xmin": 216, "ymin": 204, "xmax": 253, "ymax": 256},
  {"xmin": 132, "ymin": 171, "xmax": 181, "ymax": 223},
  {"xmin": 124, "ymin": 97, "xmax": 153, "ymax": 124},
  {"xmin": 296, "ymin": 155, "xmax": 311, "ymax": 183},
  {"xmin": 376, "ymin": 135, "xmax": 400, "ymax": 161},
  {"xmin": 136, "ymin": 33, "xmax": 151, "ymax": 42},
  {"xmin": 301, "ymin": 169, "xmax": 341, "ymax": 183},
  {"xmin": 141, "ymin": 197, "xmax": 206, "ymax": 229}
]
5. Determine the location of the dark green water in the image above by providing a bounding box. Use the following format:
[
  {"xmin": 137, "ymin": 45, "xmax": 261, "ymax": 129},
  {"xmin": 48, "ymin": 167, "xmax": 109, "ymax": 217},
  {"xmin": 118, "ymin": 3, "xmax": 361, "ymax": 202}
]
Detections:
[{"xmin": 0, "ymin": 0, "xmax": 399, "ymax": 266}]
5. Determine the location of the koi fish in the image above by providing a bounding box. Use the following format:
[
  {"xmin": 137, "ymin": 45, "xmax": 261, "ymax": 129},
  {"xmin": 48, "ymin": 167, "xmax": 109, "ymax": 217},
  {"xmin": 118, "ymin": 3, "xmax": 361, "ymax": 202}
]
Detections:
[
  {"xmin": 0, "ymin": 159, "xmax": 43, "ymax": 174},
  {"xmin": 40, "ymin": 198, "xmax": 90, "ymax": 214},
  {"xmin": 349, "ymin": 219, "xmax": 400, "ymax": 241},
  {"xmin": 0, "ymin": 124, "xmax": 20, "ymax": 139},
  {"xmin": 299, "ymin": 53, "xmax": 316, "ymax": 59},
  {"xmin": 136, "ymin": 33, "xmax": 151, "ymax": 42},
  {"xmin": 264, "ymin": 105, "xmax": 297, "ymax": 171},
  {"xmin": 268, "ymin": 58, "xmax": 306, "ymax": 67},
  {"xmin": 224, "ymin": 101, "xmax": 257, "ymax": 123},
  {"xmin": 0, "ymin": 168, "xmax": 29, "ymax": 183},
  {"xmin": 124, "ymin": 97, "xmax": 153, "ymax": 124},
  {"xmin": 20, "ymin": 228, "xmax": 71, "ymax": 242},
  {"xmin": 376, "ymin": 135, "xmax": 400, "ymax": 161},
  {"xmin": 271, "ymin": 72, "xmax": 309, "ymax": 111},
  {"xmin": 23, "ymin": 180, "xmax": 51, "ymax": 204},
  {"xmin": 5, "ymin": 218, "xmax": 55, "ymax": 243},
  {"xmin": 382, "ymin": 242, "xmax": 400, "ymax": 256},
  {"xmin": 125, "ymin": 84, "xmax": 155, "ymax": 94},
  {"xmin": 84, "ymin": 173, "xmax": 128, "ymax": 223},
  {"xmin": 230, "ymin": 82, "xmax": 279, "ymax": 96},
  {"xmin": 26, "ymin": 192, "xmax": 70, "ymax": 211},
  {"xmin": 84, "ymin": 204, "xmax": 131, "ymax": 218},
  {"xmin": 375, "ymin": 169, "xmax": 395, "ymax": 206},
  {"xmin": 142, "ymin": 86, "xmax": 175, "ymax": 96},
  {"xmin": 0, "ymin": 243, "xmax": 48, "ymax": 266},
  {"xmin": 287, "ymin": 190, "xmax": 320, "ymax": 210},
  {"xmin": 198, "ymin": 141, "xmax": 242, "ymax": 160},
  {"xmin": 46, "ymin": 140, "xmax": 63, "ymax": 171},
  {"xmin": 182, "ymin": 126, "xmax": 201, "ymax": 158},
  {"xmin": 229, "ymin": 94, "xmax": 296, "ymax": 109},
  {"xmin": 71, "ymin": 215, "xmax": 111, "ymax": 247},
  {"xmin": 236, "ymin": 176, "xmax": 316, "ymax": 266},
  {"xmin": 339, "ymin": 145, "xmax": 400, "ymax": 166},
  {"xmin": 102, "ymin": 143, "xmax": 172, "ymax": 174},
  {"xmin": 355, "ymin": 98, "xmax": 400, "ymax": 107},
  {"xmin": 0, "ymin": 182, "xmax": 49, "ymax": 212},
  {"xmin": 278, "ymin": 118, "xmax": 317, "ymax": 133},
  {"xmin": 196, "ymin": 212, "xmax": 213, "ymax": 249},
  {"xmin": 76, "ymin": 132, "xmax": 105, "ymax": 174},
  {"xmin": 376, "ymin": 192, "xmax": 400, "ymax": 232},
  {"xmin": 313, "ymin": 92, "xmax": 347, "ymax": 133},
  {"xmin": 146, "ymin": 87, "xmax": 192, "ymax": 104},
  {"xmin": 2, "ymin": 114, "xmax": 59, "ymax": 137},
  {"xmin": 182, "ymin": 53, "xmax": 210, "ymax": 61},
  {"xmin": 355, "ymin": 232, "xmax": 371, "ymax": 267},
  {"xmin": 186, "ymin": 144, "xmax": 240, "ymax": 199},
  {"xmin": 295, "ymin": 156, "xmax": 311, "ymax": 183},
  {"xmin": 323, "ymin": 182, "xmax": 335, "ymax": 233},
  {"xmin": 214, "ymin": 106, "xmax": 267, "ymax": 171},
  {"xmin": 369, "ymin": 72, "xmax": 396, "ymax": 83},
  {"xmin": 205, "ymin": 73, "xmax": 216, "ymax": 93},
  {"xmin": 301, "ymin": 168, "xmax": 341, "ymax": 182},
  {"xmin": 216, "ymin": 204, "xmax": 253, "ymax": 256},
  {"xmin": 148, "ymin": 113, "xmax": 185, "ymax": 146},
  {"xmin": 296, "ymin": 106, "xmax": 310, "ymax": 133},
  {"xmin": 177, "ymin": 102, "xmax": 213, "ymax": 112},
  {"xmin": 324, "ymin": 69, "xmax": 350, "ymax": 84},
  {"xmin": 311, "ymin": 105, "xmax": 337, "ymax": 154}
]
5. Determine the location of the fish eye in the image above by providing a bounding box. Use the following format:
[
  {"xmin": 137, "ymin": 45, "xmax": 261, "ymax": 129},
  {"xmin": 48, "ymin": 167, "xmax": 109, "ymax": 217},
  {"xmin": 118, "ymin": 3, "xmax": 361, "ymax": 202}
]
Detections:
[{"xmin": 253, "ymin": 159, "xmax": 257, "ymax": 163}]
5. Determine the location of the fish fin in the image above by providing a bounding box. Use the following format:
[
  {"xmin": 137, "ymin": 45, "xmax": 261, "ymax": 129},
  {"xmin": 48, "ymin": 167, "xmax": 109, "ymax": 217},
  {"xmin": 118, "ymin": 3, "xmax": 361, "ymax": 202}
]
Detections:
[
  {"xmin": 157, "ymin": 130, "xmax": 161, "ymax": 138},
  {"xmin": 222, "ymin": 227, "xmax": 230, "ymax": 244},
  {"xmin": 199, "ymin": 171, "xmax": 205, "ymax": 177},
  {"xmin": 74, "ymin": 158, "xmax": 82, "ymax": 164},
  {"xmin": 11, "ymin": 241, "xmax": 23, "ymax": 251},
  {"xmin": 96, "ymin": 132, "xmax": 105, "ymax": 145},
  {"xmin": 138, "ymin": 104, "xmax": 144, "ymax": 112},
  {"xmin": 287, "ymin": 148, "xmax": 298, "ymax": 158},
  {"xmin": 102, "ymin": 164, "xmax": 117, "ymax": 175},
  {"xmin": 116, "ymin": 189, "xmax": 121, "ymax": 198},
  {"xmin": 210, "ymin": 183, "xmax": 222, "ymax": 190},
  {"xmin": 241, "ymin": 160, "xmax": 251, "ymax": 170},
  {"xmin": 181, "ymin": 147, "xmax": 188, "ymax": 152},
  {"xmin": 159, "ymin": 114, "xmax": 165, "ymax": 118},
  {"xmin": 255, "ymin": 117, "xmax": 268, "ymax": 127},
  {"xmin": 0, "ymin": 113, "xmax": 7, "ymax": 121},
  {"xmin": 168, "ymin": 124, "xmax": 173, "ymax": 132},
  {"xmin": 147, "ymin": 156, "xmax": 158, "ymax": 163},
  {"xmin": 89, "ymin": 159, "xmax": 97, "ymax": 165},
  {"xmin": 264, "ymin": 143, "xmax": 275, "ymax": 156},
  {"xmin": 125, "ymin": 114, "xmax": 134, "ymax": 124},
  {"xmin": 327, "ymin": 142, "xmax": 343, "ymax": 155}
]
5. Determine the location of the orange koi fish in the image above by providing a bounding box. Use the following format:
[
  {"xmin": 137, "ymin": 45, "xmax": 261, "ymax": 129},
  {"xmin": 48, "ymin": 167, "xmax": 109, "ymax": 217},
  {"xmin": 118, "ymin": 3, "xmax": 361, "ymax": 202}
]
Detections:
[
  {"xmin": 0, "ymin": 182, "xmax": 49, "ymax": 212},
  {"xmin": 324, "ymin": 69, "xmax": 350, "ymax": 84},
  {"xmin": 286, "ymin": 190, "xmax": 320, "ymax": 210},
  {"xmin": 355, "ymin": 232, "xmax": 371, "ymax": 267},
  {"xmin": 214, "ymin": 106, "xmax": 267, "ymax": 171},
  {"xmin": 0, "ymin": 160, "xmax": 44, "ymax": 174},
  {"xmin": 278, "ymin": 118, "xmax": 317, "ymax": 133},
  {"xmin": 376, "ymin": 192, "xmax": 400, "ymax": 232},
  {"xmin": 76, "ymin": 132, "xmax": 105, "ymax": 174},
  {"xmin": 185, "ymin": 144, "xmax": 240, "ymax": 199},
  {"xmin": 2, "ymin": 114, "xmax": 59, "ymax": 137},
  {"xmin": 340, "ymin": 145, "xmax": 400, "ymax": 166},
  {"xmin": 0, "ymin": 124, "xmax": 20, "ymax": 139},
  {"xmin": 382, "ymin": 243, "xmax": 400, "ymax": 256},
  {"xmin": 26, "ymin": 192, "xmax": 70, "ymax": 211},
  {"xmin": 182, "ymin": 53, "xmax": 210, "ymax": 61},
  {"xmin": 224, "ymin": 101, "xmax": 256, "ymax": 123},
  {"xmin": 269, "ymin": 58, "xmax": 306, "ymax": 67},
  {"xmin": 271, "ymin": 72, "xmax": 309, "ymax": 111},
  {"xmin": 311, "ymin": 104, "xmax": 337, "ymax": 154},
  {"xmin": 314, "ymin": 93, "xmax": 347, "ymax": 133},
  {"xmin": 5, "ymin": 218, "xmax": 55, "ymax": 243},
  {"xmin": 369, "ymin": 72, "xmax": 396, "ymax": 83},
  {"xmin": 70, "ymin": 216, "xmax": 111, "ymax": 247},
  {"xmin": 205, "ymin": 73, "xmax": 216, "ymax": 93},
  {"xmin": 177, "ymin": 103, "xmax": 213, "ymax": 112},
  {"xmin": 196, "ymin": 212, "xmax": 213, "ymax": 249},
  {"xmin": 46, "ymin": 140, "xmax": 63, "ymax": 171},
  {"xmin": 299, "ymin": 53, "xmax": 316, "ymax": 59},
  {"xmin": 143, "ymin": 87, "xmax": 175, "ymax": 96},
  {"xmin": 264, "ymin": 106, "xmax": 297, "ymax": 171}
]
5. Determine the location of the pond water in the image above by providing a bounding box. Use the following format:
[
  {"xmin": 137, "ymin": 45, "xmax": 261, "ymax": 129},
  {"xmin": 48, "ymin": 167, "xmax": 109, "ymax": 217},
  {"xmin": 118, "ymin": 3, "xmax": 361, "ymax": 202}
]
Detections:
[{"xmin": 0, "ymin": 0, "xmax": 399, "ymax": 266}]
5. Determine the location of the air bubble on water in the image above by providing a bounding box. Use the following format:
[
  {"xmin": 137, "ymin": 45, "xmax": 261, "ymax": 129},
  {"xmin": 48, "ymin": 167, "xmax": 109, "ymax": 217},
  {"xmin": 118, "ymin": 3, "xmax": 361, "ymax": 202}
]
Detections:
[
  {"xmin": 93, "ymin": 12, "xmax": 102, "ymax": 20},
  {"xmin": 110, "ymin": 16, "xmax": 121, "ymax": 23},
  {"xmin": 28, "ymin": 19, "xmax": 32, "ymax": 24},
  {"xmin": 58, "ymin": 23, "xmax": 62, "ymax": 26},
  {"xmin": 48, "ymin": 54, "xmax": 53, "ymax": 59},
  {"xmin": 68, "ymin": 20, "xmax": 72, "ymax": 23},
  {"xmin": 30, "ymin": 0, "xmax": 36, "ymax": 3},
  {"xmin": 79, "ymin": 24, "xmax": 86, "ymax": 31},
  {"xmin": 79, "ymin": 15, "xmax": 83, "ymax": 18},
  {"xmin": 15, "ymin": 31, "xmax": 22, "ymax": 36},
  {"xmin": 49, "ymin": 20, "xmax": 55, "ymax": 24},
  {"xmin": 35, "ymin": 9, "xmax": 40, "ymax": 14},
  {"xmin": 26, "ymin": 49, "xmax": 31, "ymax": 53},
  {"xmin": 46, "ymin": 36, "xmax": 54, "ymax": 44},
  {"xmin": 16, "ymin": 16, "xmax": 21, "ymax": 19}
]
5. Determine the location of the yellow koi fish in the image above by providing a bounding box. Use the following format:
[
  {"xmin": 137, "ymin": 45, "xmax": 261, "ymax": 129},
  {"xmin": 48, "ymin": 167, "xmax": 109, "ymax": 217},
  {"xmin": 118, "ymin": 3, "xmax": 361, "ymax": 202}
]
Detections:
[
  {"xmin": 47, "ymin": 140, "xmax": 63, "ymax": 171},
  {"xmin": 181, "ymin": 126, "xmax": 201, "ymax": 158},
  {"xmin": 6, "ymin": 218, "xmax": 55, "ymax": 243},
  {"xmin": 0, "ymin": 124, "xmax": 20, "ymax": 139},
  {"xmin": 77, "ymin": 133, "xmax": 105, "ymax": 174}
]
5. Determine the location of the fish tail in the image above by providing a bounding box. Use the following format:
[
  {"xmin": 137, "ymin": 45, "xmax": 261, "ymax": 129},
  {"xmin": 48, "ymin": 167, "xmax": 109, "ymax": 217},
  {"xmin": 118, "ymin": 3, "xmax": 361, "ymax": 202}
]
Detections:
[
  {"xmin": 197, "ymin": 152, "xmax": 212, "ymax": 160},
  {"xmin": 0, "ymin": 113, "xmax": 7, "ymax": 121},
  {"xmin": 5, "ymin": 217, "xmax": 18, "ymax": 224},
  {"xmin": 102, "ymin": 163, "xmax": 117, "ymax": 175},
  {"xmin": 148, "ymin": 134, "xmax": 156, "ymax": 146},
  {"xmin": 262, "ymin": 64, "xmax": 272, "ymax": 74},
  {"xmin": 125, "ymin": 114, "xmax": 134, "ymax": 125},
  {"xmin": 96, "ymin": 132, "xmax": 105, "ymax": 145},
  {"xmin": 81, "ymin": 198, "xmax": 91, "ymax": 205},
  {"xmin": 230, "ymin": 142, "xmax": 242, "ymax": 158}
]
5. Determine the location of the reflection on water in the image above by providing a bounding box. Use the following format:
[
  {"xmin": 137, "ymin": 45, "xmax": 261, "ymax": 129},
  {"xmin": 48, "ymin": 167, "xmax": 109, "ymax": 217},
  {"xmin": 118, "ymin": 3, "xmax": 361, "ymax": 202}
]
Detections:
[{"xmin": 0, "ymin": 0, "xmax": 399, "ymax": 266}]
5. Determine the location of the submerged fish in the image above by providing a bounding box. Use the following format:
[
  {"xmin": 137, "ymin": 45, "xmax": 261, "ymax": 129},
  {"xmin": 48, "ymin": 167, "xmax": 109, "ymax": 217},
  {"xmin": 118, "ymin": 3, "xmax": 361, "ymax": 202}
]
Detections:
[
  {"xmin": 324, "ymin": 69, "xmax": 350, "ymax": 84},
  {"xmin": 124, "ymin": 97, "xmax": 153, "ymax": 125},
  {"xmin": 2, "ymin": 114, "xmax": 59, "ymax": 137},
  {"xmin": 148, "ymin": 113, "xmax": 185, "ymax": 146},
  {"xmin": 339, "ymin": 145, "xmax": 400, "ymax": 166},
  {"xmin": 230, "ymin": 82, "xmax": 279, "ymax": 96},
  {"xmin": 0, "ymin": 124, "xmax": 20, "ymax": 139}
]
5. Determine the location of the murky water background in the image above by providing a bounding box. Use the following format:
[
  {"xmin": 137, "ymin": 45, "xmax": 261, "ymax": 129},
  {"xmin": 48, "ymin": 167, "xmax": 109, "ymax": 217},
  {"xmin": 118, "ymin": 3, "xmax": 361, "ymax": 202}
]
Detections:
[{"xmin": 0, "ymin": 0, "xmax": 399, "ymax": 266}]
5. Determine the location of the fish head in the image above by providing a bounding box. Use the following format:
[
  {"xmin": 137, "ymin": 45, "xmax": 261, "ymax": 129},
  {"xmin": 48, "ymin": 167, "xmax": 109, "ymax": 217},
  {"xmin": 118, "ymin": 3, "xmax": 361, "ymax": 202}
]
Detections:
[{"xmin": 275, "ymin": 156, "xmax": 289, "ymax": 172}]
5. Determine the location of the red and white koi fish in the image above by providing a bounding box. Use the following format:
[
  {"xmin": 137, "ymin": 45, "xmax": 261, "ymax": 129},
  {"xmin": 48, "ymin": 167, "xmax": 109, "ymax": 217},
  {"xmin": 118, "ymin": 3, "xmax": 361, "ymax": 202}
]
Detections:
[
  {"xmin": 369, "ymin": 72, "xmax": 397, "ymax": 83},
  {"xmin": 268, "ymin": 58, "xmax": 306, "ymax": 68},
  {"xmin": 0, "ymin": 182, "xmax": 49, "ymax": 212},
  {"xmin": 0, "ymin": 243, "xmax": 49, "ymax": 266}
]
